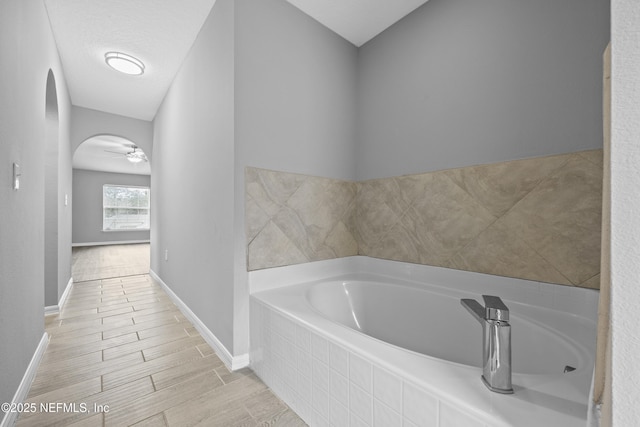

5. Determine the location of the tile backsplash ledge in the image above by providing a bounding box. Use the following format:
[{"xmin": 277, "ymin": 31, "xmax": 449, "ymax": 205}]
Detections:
[{"xmin": 245, "ymin": 149, "xmax": 602, "ymax": 289}]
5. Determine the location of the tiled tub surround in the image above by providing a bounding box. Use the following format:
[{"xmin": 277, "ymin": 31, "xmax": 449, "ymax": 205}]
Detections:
[
  {"xmin": 249, "ymin": 257, "xmax": 599, "ymax": 427},
  {"xmin": 357, "ymin": 150, "xmax": 603, "ymax": 288},
  {"xmin": 246, "ymin": 167, "xmax": 358, "ymax": 270},
  {"xmin": 246, "ymin": 149, "xmax": 603, "ymax": 289}
]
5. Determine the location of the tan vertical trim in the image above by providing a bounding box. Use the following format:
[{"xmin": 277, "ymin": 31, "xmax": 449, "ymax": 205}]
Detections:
[{"xmin": 593, "ymin": 42, "xmax": 611, "ymax": 416}]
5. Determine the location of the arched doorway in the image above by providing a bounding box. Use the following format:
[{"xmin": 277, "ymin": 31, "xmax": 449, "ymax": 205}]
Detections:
[{"xmin": 71, "ymin": 135, "xmax": 151, "ymax": 281}]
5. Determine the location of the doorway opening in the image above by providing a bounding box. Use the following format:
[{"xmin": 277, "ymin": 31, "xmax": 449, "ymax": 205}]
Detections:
[{"xmin": 71, "ymin": 135, "xmax": 151, "ymax": 281}]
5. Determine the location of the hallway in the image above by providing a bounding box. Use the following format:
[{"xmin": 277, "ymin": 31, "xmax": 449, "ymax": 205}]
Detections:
[
  {"xmin": 17, "ymin": 245, "xmax": 305, "ymax": 426},
  {"xmin": 71, "ymin": 244, "xmax": 150, "ymax": 283}
]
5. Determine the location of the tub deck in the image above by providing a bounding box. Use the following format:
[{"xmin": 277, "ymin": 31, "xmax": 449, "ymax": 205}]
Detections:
[{"xmin": 249, "ymin": 256, "xmax": 599, "ymax": 427}]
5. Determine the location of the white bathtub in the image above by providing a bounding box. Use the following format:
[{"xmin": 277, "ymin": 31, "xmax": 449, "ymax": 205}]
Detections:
[{"xmin": 249, "ymin": 256, "xmax": 599, "ymax": 427}]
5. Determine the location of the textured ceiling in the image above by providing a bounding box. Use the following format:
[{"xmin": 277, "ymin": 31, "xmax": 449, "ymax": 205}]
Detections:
[
  {"xmin": 44, "ymin": 0, "xmax": 217, "ymax": 121},
  {"xmin": 49, "ymin": 0, "xmax": 430, "ymax": 176},
  {"xmin": 286, "ymin": 0, "xmax": 430, "ymax": 47},
  {"xmin": 45, "ymin": 0, "xmax": 429, "ymax": 122},
  {"xmin": 73, "ymin": 135, "xmax": 151, "ymax": 176},
  {"xmin": 44, "ymin": 0, "xmax": 426, "ymax": 174}
]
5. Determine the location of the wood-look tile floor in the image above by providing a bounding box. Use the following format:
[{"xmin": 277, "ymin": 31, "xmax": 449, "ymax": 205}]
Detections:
[
  {"xmin": 18, "ymin": 245, "xmax": 306, "ymax": 427},
  {"xmin": 72, "ymin": 244, "xmax": 151, "ymax": 283}
]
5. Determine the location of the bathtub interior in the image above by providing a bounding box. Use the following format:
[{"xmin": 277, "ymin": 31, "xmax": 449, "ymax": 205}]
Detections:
[{"xmin": 305, "ymin": 279, "xmax": 587, "ymax": 376}]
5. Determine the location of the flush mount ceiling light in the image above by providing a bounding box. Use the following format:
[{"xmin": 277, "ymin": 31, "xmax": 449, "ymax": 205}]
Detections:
[{"xmin": 104, "ymin": 51, "xmax": 145, "ymax": 75}]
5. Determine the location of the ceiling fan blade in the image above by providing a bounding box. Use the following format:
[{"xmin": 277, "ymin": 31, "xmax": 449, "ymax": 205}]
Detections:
[{"xmin": 104, "ymin": 150, "xmax": 126, "ymax": 155}]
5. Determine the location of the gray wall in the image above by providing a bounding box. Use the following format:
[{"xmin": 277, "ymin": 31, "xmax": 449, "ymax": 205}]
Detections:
[
  {"xmin": 0, "ymin": 0, "xmax": 72, "ymax": 410},
  {"xmin": 72, "ymin": 169, "xmax": 151, "ymax": 245},
  {"xmin": 71, "ymin": 106, "xmax": 153, "ymax": 163},
  {"xmin": 355, "ymin": 0, "xmax": 610, "ymax": 180},
  {"xmin": 152, "ymin": 0, "xmax": 236, "ymax": 353},
  {"xmin": 151, "ymin": 0, "xmax": 358, "ymax": 358},
  {"xmin": 233, "ymin": 0, "xmax": 358, "ymax": 355},
  {"xmin": 151, "ymin": 0, "xmax": 610, "ymax": 359},
  {"xmin": 235, "ymin": 0, "xmax": 358, "ymax": 182}
]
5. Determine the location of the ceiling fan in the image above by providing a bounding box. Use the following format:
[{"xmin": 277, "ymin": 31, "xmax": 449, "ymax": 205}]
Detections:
[{"xmin": 104, "ymin": 144, "xmax": 148, "ymax": 164}]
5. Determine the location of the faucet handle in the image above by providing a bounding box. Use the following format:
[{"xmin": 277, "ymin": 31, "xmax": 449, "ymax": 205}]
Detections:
[
  {"xmin": 461, "ymin": 298, "xmax": 485, "ymax": 323},
  {"xmin": 482, "ymin": 295, "xmax": 509, "ymax": 322}
]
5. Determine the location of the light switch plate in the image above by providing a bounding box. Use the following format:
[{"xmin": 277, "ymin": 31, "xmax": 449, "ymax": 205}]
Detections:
[{"xmin": 13, "ymin": 163, "xmax": 21, "ymax": 190}]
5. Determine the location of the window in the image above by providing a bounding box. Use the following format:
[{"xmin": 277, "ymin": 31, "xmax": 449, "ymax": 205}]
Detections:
[{"xmin": 103, "ymin": 185, "xmax": 150, "ymax": 231}]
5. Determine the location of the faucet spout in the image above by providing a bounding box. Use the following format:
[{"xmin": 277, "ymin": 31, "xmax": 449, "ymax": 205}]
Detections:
[{"xmin": 461, "ymin": 295, "xmax": 514, "ymax": 394}]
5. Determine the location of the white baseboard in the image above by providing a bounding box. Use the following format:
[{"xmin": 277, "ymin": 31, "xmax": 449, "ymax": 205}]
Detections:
[
  {"xmin": 44, "ymin": 277, "xmax": 73, "ymax": 316},
  {"xmin": 59, "ymin": 277, "xmax": 73, "ymax": 311},
  {"xmin": 1, "ymin": 333, "xmax": 49, "ymax": 427},
  {"xmin": 44, "ymin": 305, "xmax": 58, "ymax": 316},
  {"xmin": 149, "ymin": 269, "xmax": 248, "ymax": 372},
  {"xmin": 231, "ymin": 353, "xmax": 250, "ymax": 371},
  {"xmin": 72, "ymin": 240, "xmax": 150, "ymax": 247}
]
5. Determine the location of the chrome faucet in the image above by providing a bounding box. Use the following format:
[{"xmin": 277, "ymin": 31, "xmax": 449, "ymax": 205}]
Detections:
[{"xmin": 461, "ymin": 295, "xmax": 514, "ymax": 394}]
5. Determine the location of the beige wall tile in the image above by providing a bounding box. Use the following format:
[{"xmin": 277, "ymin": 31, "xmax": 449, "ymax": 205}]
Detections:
[
  {"xmin": 581, "ymin": 274, "xmax": 601, "ymax": 290},
  {"xmin": 246, "ymin": 168, "xmax": 358, "ymax": 270},
  {"xmin": 367, "ymin": 220, "xmax": 423, "ymax": 264},
  {"xmin": 356, "ymin": 195, "xmax": 402, "ymax": 252},
  {"xmin": 356, "ymin": 178, "xmax": 410, "ymax": 254},
  {"xmin": 271, "ymin": 207, "xmax": 320, "ymax": 258},
  {"xmin": 443, "ymin": 154, "xmax": 571, "ymax": 217},
  {"xmin": 248, "ymin": 221, "xmax": 308, "ymax": 270},
  {"xmin": 325, "ymin": 221, "xmax": 358, "ymax": 258},
  {"xmin": 246, "ymin": 167, "xmax": 305, "ymax": 216},
  {"xmin": 403, "ymin": 172, "xmax": 497, "ymax": 262},
  {"xmin": 245, "ymin": 150, "xmax": 602, "ymax": 289},
  {"xmin": 246, "ymin": 195, "xmax": 271, "ymax": 243},
  {"xmin": 447, "ymin": 219, "xmax": 572, "ymax": 285},
  {"xmin": 578, "ymin": 149, "xmax": 604, "ymax": 167},
  {"xmin": 500, "ymin": 155, "xmax": 602, "ymax": 285}
]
